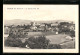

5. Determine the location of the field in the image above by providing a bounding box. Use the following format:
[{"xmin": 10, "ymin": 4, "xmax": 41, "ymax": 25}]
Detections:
[
  {"xmin": 4, "ymin": 31, "xmax": 75, "ymax": 49},
  {"xmin": 46, "ymin": 34, "xmax": 70, "ymax": 44}
]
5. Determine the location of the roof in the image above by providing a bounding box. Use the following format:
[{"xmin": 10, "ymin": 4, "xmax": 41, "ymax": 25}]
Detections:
[{"xmin": 51, "ymin": 23, "xmax": 58, "ymax": 26}]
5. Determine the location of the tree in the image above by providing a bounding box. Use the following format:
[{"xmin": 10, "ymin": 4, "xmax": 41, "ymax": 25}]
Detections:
[
  {"xmin": 58, "ymin": 22, "xmax": 70, "ymax": 33},
  {"xmin": 25, "ymin": 25, "xmax": 31, "ymax": 29},
  {"xmin": 24, "ymin": 35, "xmax": 62, "ymax": 49},
  {"xmin": 5, "ymin": 37, "xmax": 22, "ymax": 47},
  {"xmin": 17, "ymin": 25, "xmax": 20, "ymax": 28},
  {"xmin": 24, "ymin": 36, "xmax": 50, "ymax": 49},
  {"xmin": 70, "ymin": 30, "xmax": 75, "ymax": 37}
]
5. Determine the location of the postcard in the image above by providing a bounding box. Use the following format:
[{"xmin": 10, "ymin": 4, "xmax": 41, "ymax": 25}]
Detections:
[{"xmin": 3, "ymin": 5, "xmax": 79, "ymax": 53}]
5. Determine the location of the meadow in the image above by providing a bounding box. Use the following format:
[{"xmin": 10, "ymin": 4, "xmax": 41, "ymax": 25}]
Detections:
[{"xmin": 4, "ymin": 31, "xmax": 75, "ymax": 49}]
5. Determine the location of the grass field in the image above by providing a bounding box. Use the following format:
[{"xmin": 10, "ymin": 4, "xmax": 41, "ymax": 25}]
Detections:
[
  {"xmin": 46, "ymin": 34, "xmax": 69, "ymax": 44},
  {"xmin": 4, "ymin": 31, "xmax": 75, "ymax": 49}
]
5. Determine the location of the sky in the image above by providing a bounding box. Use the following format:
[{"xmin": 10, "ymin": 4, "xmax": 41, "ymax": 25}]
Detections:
[{"xmin": 3, "ymin": 5, "xmax": 78, "ymax": 22}]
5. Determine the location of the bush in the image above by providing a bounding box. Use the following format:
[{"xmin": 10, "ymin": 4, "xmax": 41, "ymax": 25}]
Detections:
[
  {"xmin": 24, "ymin": 36, "xmax": 62, "ymax": 49},
  {"xmin": 24, "ymin": 36, "xmax": 50, "ymax": 49},
  {"xmin": 70, "ymin": 30, "xmax": 75, "ymax": 37},
  {"xmin": 5, "ymin": 36, "xmax": 62, "ymax": 49},
  {"xmin": 48, "ymin": 44, "xmax": 62, "ymax": 49},
  {"xmin": 5, "ymin": 37, "xmax": 22, "ymax": 47}
]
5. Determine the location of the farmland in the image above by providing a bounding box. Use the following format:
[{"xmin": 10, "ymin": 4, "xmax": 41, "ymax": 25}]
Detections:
[{"xmin": 4, "ymin": 31, "xmax": 75, "ymax": 49}]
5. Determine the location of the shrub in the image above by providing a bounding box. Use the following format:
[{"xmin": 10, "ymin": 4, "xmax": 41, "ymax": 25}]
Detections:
[
  {"xmin": 48, "ymin": 44, "xmax": 61, "ymax": 49},
  {"xmin": 24, "ymin": 36, "xmax": 62, "ymax": 49},
  {"xmin": 48, "ymin": 44, "xmax": 62, "ymax": 49},
  {"xmin": 70, "ymin": 30, "xmax": 75, "ymax": 37},
  {"xmin": 24, "ymin": 36, "xmax": 50, "ymax": 49},
  {"xmin": 5, "ymin": 37, "xmax": 22, "ymax": 47}
]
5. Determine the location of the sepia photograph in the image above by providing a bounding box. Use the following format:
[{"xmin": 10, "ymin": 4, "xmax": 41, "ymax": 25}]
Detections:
[{"xmin": 3, "ymin": 5, "xmax": 79, "ymax": 53}]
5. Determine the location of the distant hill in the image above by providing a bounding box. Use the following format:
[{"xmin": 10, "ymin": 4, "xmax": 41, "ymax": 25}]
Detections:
[
  {"xmin": 35, "ymin": 20, "xmax": 74, "ymax": 24},
  {"xmin": 4, "ymin": 19, "xmax": 74, "ymax": 26},
  {"xmin": 4, "ymin": 19, "xmax": 31, "ymax": 26}
]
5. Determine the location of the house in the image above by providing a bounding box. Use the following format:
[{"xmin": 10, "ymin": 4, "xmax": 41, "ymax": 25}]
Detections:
[
  {"xmin": 51, "ymin": 23, "xmax": 58, "ymax": 27},
  {"xmin": 40, "ymin": 23, "xmax": 45, "ymax": 27},
  {"xmin": 30, "ymin": 22, "xmax": 36, "ymax": 26},
  {"xmin": 36, "ymin": 27, "xmax": 44, "ymax": 31},
  {"xmin": 30, "ymin": 26, "xmax": 37, "ymax": 30}
]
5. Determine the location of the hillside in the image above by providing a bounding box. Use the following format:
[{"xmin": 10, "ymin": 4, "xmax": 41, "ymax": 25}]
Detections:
[{"xmin": 4, "ymin": 19, "xmax": 74, "ymax": 26}]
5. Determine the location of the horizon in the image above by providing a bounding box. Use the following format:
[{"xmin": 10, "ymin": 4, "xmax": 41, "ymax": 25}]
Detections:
[{"xmin": 4, "ymin": 19, "xmax": 74, "ymax": 22}]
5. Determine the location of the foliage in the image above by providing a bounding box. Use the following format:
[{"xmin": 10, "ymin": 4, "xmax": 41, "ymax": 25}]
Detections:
[
  {"xmin": 69, "ymin": 30, "xmax": 75, "ymax": 37},
  {"xmin": 48, "ymin": 44, "xmax": 62, "ymax": 49},
  {"xmin": 24, "ymin": 36, "xmax": 50, "ymax": 49},
  {"xmin": 58, "ymin": 22, "xmax": 75, "ymax": 34},
  {"xmin": 5, "ymin": 36, "xmax": 62, "ymax": 49},
  {"xmin": 5, "ymin": 37, "xmax": 22, "ymax": 47},
  {"xmin": 8, "ymin": 29, "xmax": 28, "ymax": 38},
  {"xmin": 58, "ymin": 22, "xmax": 75, "ymax": 37},
  {"xmin": 58, "ymin": 22, "xmax": 70, "ymax": 33},
  {"xmin": 24, "ymin": 36, "xmax": 62, "ymax": 49}
]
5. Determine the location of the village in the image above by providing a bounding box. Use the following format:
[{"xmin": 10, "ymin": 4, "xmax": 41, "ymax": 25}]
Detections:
[
  {"xmin": 4, "ymin": 21, "xmax": 75, "ymax": 35},
  {"xmin": 4, "ymin": 21, "xmax": 75, "ymax": 49}
]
